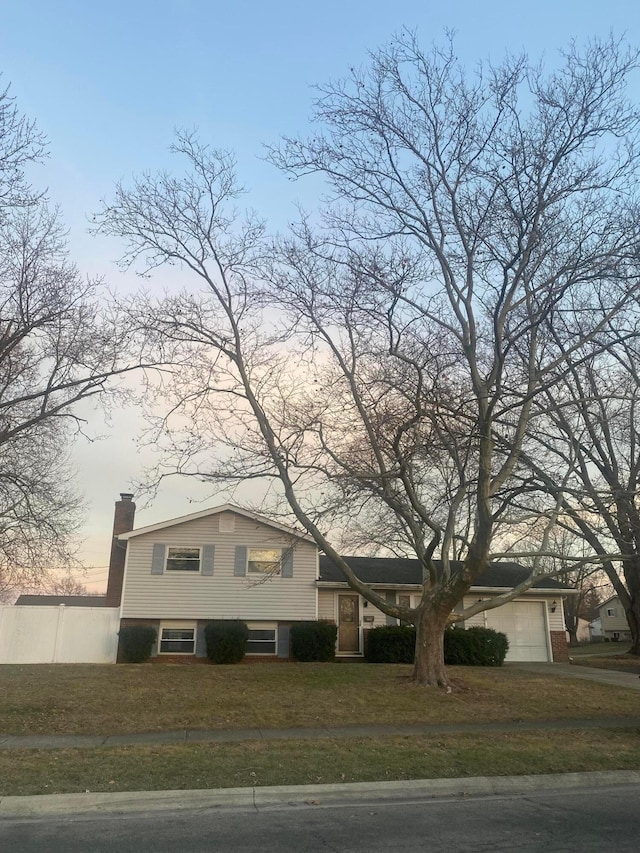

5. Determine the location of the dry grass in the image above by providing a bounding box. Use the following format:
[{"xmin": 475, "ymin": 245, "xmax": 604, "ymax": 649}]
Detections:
[
  {"xmin": 569, "ymin": 644, "xmax": 629, "ymax": 657},
  {"xmin": 1, "ymin": 662, "xmax": 638, "ymax": 737},
  {"xmin": 572, "ymin": 654, "xmax": 640, "ymax": 675},
  {"xmin": 2, "ymin": 728, "xmax": 639, "ymax": 796}
]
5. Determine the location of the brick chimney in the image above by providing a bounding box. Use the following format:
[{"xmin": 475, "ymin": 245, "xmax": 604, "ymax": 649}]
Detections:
[{"xmin": 105, "ymin": 493, "xmax": 136, "ymax": 607}]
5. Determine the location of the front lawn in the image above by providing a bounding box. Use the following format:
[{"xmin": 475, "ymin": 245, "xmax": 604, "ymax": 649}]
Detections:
[
  {"xmin": 1, "ymin": 663, "xmax": 638, "ymax": 737},
  {"xmin": 2, "ymin": 728, "xmax": 640, "ymax": 796},
  {"xmin": 572, "ymin": 654, "xmax": 640, "ymax": 676}
]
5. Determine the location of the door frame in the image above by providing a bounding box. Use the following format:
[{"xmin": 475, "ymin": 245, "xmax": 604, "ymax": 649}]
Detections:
[{"xmin": 336, "ymin": 592, "xmax": 362, "ymax": 655}]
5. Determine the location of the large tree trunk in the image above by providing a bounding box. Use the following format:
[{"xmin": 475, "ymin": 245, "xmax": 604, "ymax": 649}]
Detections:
[
  {"xmin": 412, "ymin": 603, "xmax": 451, "ymax": 688},
  {"xmin": 627, "ymin": 598, "xmax": 640, "ymax": 656},
  {"xmin": 623, "ymin": 558, "xmax": 640, "ymax": 656}
]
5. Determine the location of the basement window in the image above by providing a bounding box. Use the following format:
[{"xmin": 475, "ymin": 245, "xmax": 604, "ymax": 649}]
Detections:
[
  {"xmin": 159, "ymin": 624, "xmax": 196, "ymax": 654},
  {"xmin": 246, "ymin": 625, "xmax": 277, "ymax": 655}
]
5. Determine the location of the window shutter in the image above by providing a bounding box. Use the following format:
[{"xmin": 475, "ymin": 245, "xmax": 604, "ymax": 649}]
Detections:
[
  {"xmin": 234, "ymin": 545, "xmax": 247, "ymax": 576},
  {"xmin": 281, "ymin": 547, "xmax": 293, "ymax": 578},
  {"xmin": 195, "ymin": 623, "xmax": 207, "ymax": 658},
  {"xmin": 202, "ymin": 545, "xmax": 215, "ymax": 576},
  {"xmin": 277, "ymin": 624, "xmax": 290, "ymax": 659},
  {"xmin": 151, "ymin": 544, "xmax": 166, "ymax": 575},
  {"xmin": 385, "ymin": 591, "xmax": 396, "ymax": 626}
]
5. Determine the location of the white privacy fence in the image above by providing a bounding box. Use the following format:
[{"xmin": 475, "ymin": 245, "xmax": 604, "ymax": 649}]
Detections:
[{"xmin": 0, "ymin": 606, "xmax": 120, "ymax": 663}]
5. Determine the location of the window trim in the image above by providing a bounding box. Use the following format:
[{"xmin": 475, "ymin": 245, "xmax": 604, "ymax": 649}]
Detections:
[
  {"xmin": 247, "ymin": 547, "xmax": 282, "ymax": 576},
  {"xmin": 158, "ymin": 622, "xmax": 197, "ymax": 655},
  {"xmin": 246, "ymin": 623, "xmax": 278, "ymax": 655},
  {"xmin": 606, "ymin": 608, "xmax": 617, "ymax": 617},
  {"xmin": 165, "ymin": 546, "xmax": 202, "ymax": 573}
]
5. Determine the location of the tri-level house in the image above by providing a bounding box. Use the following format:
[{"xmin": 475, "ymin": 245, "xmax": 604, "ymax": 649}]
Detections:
[
  {"xmin": 106, "ymin": 494, "xmax": 318, "ymax": 660},
  {"xmin": 104, "ymin": 494, "xmax": 572, "ymax": 663}
]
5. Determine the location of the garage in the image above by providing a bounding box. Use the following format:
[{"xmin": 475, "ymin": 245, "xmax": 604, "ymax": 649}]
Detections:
[{"xmin": 484, "ymin": 601, "xmax": 550, "ymax": 662}]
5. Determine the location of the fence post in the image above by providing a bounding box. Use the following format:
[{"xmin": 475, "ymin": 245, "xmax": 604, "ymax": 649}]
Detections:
[{"xmin": 52, "ymin": 605, "xmax": 67, "ymax": 663}]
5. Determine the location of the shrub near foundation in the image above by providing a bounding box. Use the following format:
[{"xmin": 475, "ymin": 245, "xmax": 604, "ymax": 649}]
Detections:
[
  {"xmin": 365, "ymin": 625, "xmax": 509, "ymax": 666},
  {"xmin": 118, "ymin": 625, "xmax": 157, "ymax": 663},
  {"xmin": 290, "ymin": 621, "xmax": 338, "ymax": 661},
  {"xmin": 204, "ymin": 620, "xmax": 249, "ymax": 664},
  {"xmin": 445, "ymin": 627, "xmax": 509, "ymax": 666},
  {"xmin": 365, "ymin": 626, "xmax": 415, "ymax": 663}
]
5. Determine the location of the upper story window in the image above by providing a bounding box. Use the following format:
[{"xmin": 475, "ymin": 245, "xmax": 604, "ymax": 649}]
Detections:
[
  {"xmin": 606, "ymin": 607, "xmax": 617, "ymax": 617},
  {"xmin": 248, "ymin": 548, "xmax": 281, "ymax": 575},
  {"xmin": 165, "ymin": 547, "xmax": 201, "ymax": 572}
]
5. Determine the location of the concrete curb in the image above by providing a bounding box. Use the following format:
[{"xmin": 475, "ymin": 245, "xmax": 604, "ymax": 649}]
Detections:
[{"xmin": 3, "ymin": 771, "xmax": 640, "ymax": 818}]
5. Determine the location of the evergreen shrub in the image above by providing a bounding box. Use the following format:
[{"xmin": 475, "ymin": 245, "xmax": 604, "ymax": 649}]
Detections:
[
  {"xmin": 118, "ymin": 625, "xmax": 157, "ymax": 663},
  {"xmin": 204, "ymin": 620, "xmax": 249, "ymax": 664},
  {"xmin": 444, "ymin": 626, "xmax": 509, "ymax": 666},
  {"xmin": 290, "ymin": 621, "xmax": 338, "ymax": 661},
  {"xmin": 365, "ymin": 626, "xmax": 415, "ymax": 663},
  {"xmin": 365, "ymin": 624, "xmax": 509, "ymax": 666}
]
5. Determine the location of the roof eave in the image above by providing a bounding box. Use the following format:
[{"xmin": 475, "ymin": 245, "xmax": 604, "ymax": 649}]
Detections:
[
  {"xmin": 118, "ymin": 503, "xmax": 315, "ymax": 543},
  {"xmin": 317, "ymin": 580, "xmax": 574, "ymax": 594}
]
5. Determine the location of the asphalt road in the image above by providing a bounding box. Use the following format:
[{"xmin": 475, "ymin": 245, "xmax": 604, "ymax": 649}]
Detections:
[{"xmin": 3, "ymin": 783, "xmax": 640, "ymax": 852}]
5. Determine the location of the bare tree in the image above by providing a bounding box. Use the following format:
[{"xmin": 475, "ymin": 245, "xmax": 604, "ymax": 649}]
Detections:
[
  {"xmin": 43, "ymin": 573, "xmax": 90, "ymax": 596},
  {"xmin": 0, "ymin": 80, "xmax": 45, "ymax": 215},
  {"xmin": 0, "ymin": 84, "xmax": 155, "ymax": 595},
  {"xmin": 522, "ymin": 319, "xmax": 640, "ymax": 654},
  {"xmin": 97, "ymin": 36, "xmax": 640, "ymax": 687},
  {"xmin": 563, "ymin": 577, "xmax": 605, "ymax": 647}
]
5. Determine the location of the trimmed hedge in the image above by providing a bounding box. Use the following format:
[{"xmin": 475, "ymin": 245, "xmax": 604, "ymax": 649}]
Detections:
[
  {"xmin": 365, "ymin": 625, "xmax": 415, "ymax": 663},
  {"xmin": 204, "ymin": 620, "xmax": 249, "ymax": 664},
  {"xmin": 365, "ymin": 625, "xmax": 509, "ymax": 666},
  {"xmin": 290, "ymin": 621, "xmax": 338, "ymax": 662},
  {"xmin": 445, "ymin": 626, "xmax": 509, "ymax": 666},
  {"xmin": 118, "ymin": 625, "xmax": 157, "ymax": 663}
]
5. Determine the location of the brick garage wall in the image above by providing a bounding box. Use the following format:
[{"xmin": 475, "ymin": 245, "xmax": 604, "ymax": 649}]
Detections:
[{"xmin": 550, "ymin": 630, "xmax": 569, "ymax": 662}]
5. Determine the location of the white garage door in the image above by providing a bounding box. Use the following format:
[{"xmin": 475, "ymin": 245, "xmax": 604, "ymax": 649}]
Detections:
[{"xmin": 484, "ymin": 601, "xmax": 550, "ymax": 662}]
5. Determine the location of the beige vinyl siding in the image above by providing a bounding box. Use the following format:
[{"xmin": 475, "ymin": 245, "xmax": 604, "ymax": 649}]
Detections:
[
  {"xmin": 364, "ymin": 598, "xmax": 393, "ymax": 628},
  {"xmin": 600, "ymin": 598, "xmax": 630, "ymax": 634},
  {"xmin": 318, "ymin": 589, "xmax": 335, "ymax": 622},
  {"xmin": 319, "ymin": 589, "xmax": 404, "ymax": 628},
  {"xmin": 319, "ymin": 589, "xmax": 564, "ymax": 631},
  {"xmin": 463, "ymin": 595, "xmax": 563, "ymax": 630},
  {"xmin": 121, "ymin": 513, "xmax": 318, "ymax": 621}
]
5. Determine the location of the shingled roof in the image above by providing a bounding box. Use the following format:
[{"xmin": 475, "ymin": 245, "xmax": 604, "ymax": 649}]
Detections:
[
  {"xmin": 318, "ymin": 556, "xmax": 571, "ymax": 590},
  {"xmin": 15, "ymin": 595, "xmax": 108, "ymax": 607}
]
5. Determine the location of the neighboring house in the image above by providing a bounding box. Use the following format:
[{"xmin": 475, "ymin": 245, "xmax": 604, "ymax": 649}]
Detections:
[
  {"xmin": 596, "ymin": 596, "xmax": 631, "ymax": 643},
  {"xmin": 8, "ymin": 493, "xmax": 573, "ymax": 663},
  {"xmin": 565, "ymin": 617, "xmax": 591, "ymax": 644},
  {"xmin": 589, "ymin": 617, "xmax": 603, "ymax": 639}
]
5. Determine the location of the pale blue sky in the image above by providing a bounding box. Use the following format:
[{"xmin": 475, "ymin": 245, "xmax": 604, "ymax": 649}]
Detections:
[{"xmin": 2, "ymin": 1, "xmax": 639, "ymax": 586}]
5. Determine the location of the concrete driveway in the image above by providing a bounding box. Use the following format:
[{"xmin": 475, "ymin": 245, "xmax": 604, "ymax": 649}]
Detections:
[{"xmin": 508, "ymin": 662, "xmax": 640, "ymax": 690}]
